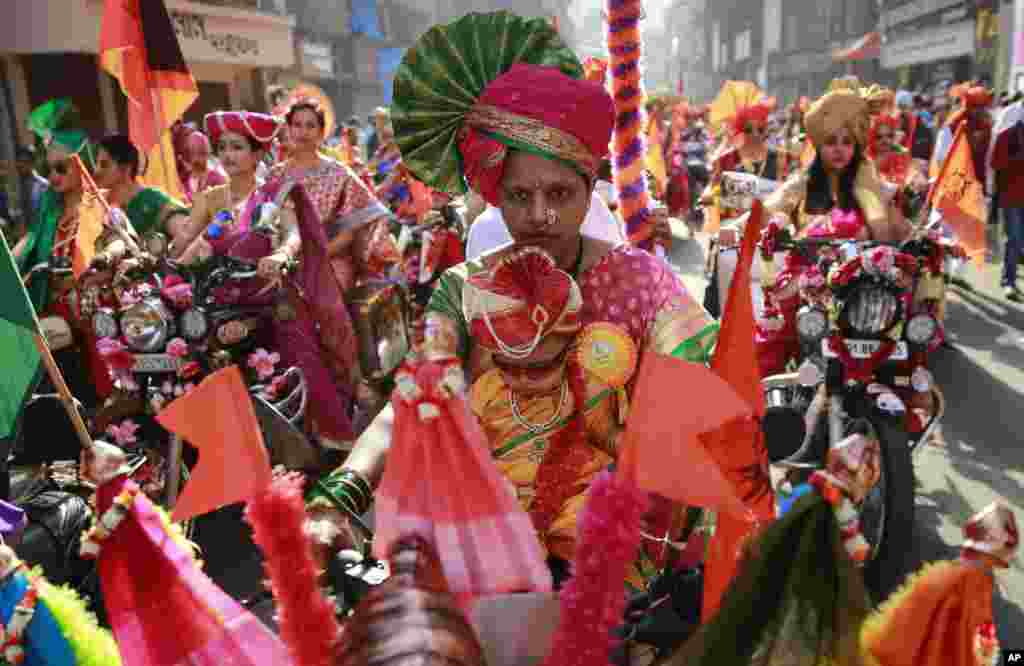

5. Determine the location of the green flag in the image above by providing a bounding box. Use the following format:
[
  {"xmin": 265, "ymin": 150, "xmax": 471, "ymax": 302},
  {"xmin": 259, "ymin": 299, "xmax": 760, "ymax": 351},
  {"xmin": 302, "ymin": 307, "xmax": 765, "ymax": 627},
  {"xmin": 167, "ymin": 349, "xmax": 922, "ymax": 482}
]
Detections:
[{"xmin": 0, "ymin": 231, "xmax": 42, "ymax": 440}]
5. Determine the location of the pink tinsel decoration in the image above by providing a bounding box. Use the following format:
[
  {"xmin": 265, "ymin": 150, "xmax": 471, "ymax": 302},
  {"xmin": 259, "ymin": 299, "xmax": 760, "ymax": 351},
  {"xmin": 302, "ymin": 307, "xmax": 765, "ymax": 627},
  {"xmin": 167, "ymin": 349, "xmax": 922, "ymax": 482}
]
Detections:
[
  {"xmin": 540, "ymin": 470, "xmax": 647, "ymax": 666},
  {"xmin": 245, "ymin": 474, "xmax": 341, "ymax": 666}
]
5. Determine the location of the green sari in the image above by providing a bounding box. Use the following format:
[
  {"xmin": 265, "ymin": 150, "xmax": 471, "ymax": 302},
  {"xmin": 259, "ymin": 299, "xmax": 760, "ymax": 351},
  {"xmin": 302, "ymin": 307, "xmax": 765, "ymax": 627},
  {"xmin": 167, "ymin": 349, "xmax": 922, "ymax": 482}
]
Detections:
[
  {"xmin": 17, "ymin": 188, "xmax": 65, "ymax": 313},
  {"xmin": 123, "ymin": 187, "xmax": 187, "ymax": 237}
]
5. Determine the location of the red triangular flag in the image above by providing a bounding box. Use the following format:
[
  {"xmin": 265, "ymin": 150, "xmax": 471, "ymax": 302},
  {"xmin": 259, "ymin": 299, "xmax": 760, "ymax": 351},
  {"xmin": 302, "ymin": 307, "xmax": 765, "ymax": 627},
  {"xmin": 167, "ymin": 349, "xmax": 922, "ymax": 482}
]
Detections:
[
  {"xmin": 156, "ymin": 366, "xmax": 272, "ymax": 522},
  {"xmin": 617, "ymin": 353, "xmax": 751, "ymax": 520}
]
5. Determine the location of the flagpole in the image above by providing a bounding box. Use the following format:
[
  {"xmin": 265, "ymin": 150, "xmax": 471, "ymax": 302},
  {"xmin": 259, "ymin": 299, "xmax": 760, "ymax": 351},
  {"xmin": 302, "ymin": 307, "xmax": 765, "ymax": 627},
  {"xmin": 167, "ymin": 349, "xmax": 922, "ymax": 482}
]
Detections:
[
  {"xmin": 71, "ymin": 154, "xmax": 142, "ymax": 258},
  {"xmin": 30, "ymin": 333, "xmax": 94, "ymax": 453}
]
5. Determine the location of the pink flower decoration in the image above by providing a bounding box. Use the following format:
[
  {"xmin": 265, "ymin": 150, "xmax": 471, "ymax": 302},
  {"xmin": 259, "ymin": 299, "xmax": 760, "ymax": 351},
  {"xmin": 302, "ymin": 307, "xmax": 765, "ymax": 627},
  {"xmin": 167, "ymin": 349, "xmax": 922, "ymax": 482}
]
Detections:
[
  {"xmin": 97, "ymin": 337, "xmax": 126, "ymax": 357},
  {"xmin": 248, "ymin": 348, "xmax": 280, "ymax": 380},
  {"xmin": 106, "ymin": 419, "xmax": 140, "ymax": 447},
  {"xmin": 799, "ymin": 266, "xmax": 826, "ymax": 291},
  {"xmin": 864, "ymin": 246, "xmax": 895, "ymax": 276},
  {"xmin": 166, "ymin": 338, "xmax": 189, "ymax": 358},
  {"xmin": 161, "ymin": 283, "xmax": 193, "ymax": 309}
]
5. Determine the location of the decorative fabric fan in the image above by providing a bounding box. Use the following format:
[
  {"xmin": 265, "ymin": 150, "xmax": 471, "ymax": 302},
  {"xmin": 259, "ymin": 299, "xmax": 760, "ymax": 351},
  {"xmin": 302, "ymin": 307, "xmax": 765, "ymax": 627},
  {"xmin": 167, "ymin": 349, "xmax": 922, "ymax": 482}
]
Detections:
[
  {"xmin": 708, "ymin": 81, "xmax": 765, "ymax": 134},
  {"xmin": 391, "ymin": 11, "xmax": 583, "ymax": 194}
]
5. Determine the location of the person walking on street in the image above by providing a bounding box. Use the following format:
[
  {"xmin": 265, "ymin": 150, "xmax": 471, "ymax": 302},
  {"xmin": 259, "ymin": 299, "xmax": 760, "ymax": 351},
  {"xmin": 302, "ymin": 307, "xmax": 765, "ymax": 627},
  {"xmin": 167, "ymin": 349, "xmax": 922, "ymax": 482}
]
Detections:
[{"xmin": 990, "ymin": 104, "xmax": 1024, "ymax": 301}]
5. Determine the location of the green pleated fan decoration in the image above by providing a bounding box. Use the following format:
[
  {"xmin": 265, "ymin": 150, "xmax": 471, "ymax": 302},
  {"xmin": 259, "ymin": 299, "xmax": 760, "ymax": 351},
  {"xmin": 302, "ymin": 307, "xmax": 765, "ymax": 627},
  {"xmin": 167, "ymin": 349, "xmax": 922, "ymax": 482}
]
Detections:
[{"xmin": 391, "ymin": 11, "xmax": 583, "ymax": 195}]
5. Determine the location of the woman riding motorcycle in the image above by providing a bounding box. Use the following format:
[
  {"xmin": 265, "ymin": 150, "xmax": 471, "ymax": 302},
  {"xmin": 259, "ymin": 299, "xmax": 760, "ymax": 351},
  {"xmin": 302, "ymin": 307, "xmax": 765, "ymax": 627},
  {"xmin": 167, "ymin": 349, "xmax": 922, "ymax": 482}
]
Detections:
[
  {"xmin": 725, "ymin": 88, "xmax": 913, "ymax": 377},
  {"xmin": 173, "ymin": 111, "xmax": 359, "ymax": 447}
]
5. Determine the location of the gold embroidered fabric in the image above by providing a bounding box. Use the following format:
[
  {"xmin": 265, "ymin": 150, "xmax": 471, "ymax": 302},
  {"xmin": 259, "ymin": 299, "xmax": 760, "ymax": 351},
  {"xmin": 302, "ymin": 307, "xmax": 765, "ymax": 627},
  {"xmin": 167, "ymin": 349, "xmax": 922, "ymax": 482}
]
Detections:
[{"xmin": 465, "ymin": 104, "xmax": 600, "ymax": 176}]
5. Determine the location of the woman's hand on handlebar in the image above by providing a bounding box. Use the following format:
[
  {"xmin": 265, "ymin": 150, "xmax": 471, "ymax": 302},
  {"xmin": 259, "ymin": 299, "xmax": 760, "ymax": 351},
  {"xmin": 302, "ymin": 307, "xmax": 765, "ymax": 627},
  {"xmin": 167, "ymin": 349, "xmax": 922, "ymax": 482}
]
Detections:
[
  {"xmin": 257, "ymin": 251, "xmax": 290, "ymax": 281},
  {"xmin": 305, "ymin": 505, "xmax": 358, "ymax": 571}
]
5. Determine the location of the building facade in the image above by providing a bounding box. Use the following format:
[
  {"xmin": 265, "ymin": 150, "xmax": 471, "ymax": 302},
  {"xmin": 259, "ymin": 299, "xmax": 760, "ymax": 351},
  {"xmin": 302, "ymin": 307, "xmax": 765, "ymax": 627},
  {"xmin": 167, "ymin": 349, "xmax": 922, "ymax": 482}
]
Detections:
[
  {"xmin": 1, "ymin": 0, "xmax": 296, "ymax": 148},
  {"xmin": 693, "ymin": 0, "xmax": 879, "ymax": 104},
  {"xmin": 878, "ymin": 0, "xmax": 1010, "ymax": 93}
]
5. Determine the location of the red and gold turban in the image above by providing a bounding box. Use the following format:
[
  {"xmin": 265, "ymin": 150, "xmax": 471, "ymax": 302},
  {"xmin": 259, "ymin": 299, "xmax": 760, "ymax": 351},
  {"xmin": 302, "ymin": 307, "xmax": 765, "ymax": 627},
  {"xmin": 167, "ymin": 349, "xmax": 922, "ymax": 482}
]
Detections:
[
  {"xmin": 459, "ymin": 64, "xmax": 615, "ymax": 206},
  {"xmin": 462, "ymin": 247, "xmax": 582, "ymax": 357},
  {"xmin": 204, "ymin": 111, "xmax": 281, "ymax": 148}
]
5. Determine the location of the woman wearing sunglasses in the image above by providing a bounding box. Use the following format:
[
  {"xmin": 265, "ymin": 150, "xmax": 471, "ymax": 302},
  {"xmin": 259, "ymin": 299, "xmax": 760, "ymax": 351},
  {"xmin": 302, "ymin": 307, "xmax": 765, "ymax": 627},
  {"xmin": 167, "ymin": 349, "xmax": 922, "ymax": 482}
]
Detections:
[
  {"xmin": 710, "ymin": 99, "xmax": 783, "ymax": 192},
  {"xmin": 14, "ymin": 100, "xmax": 115, "ymax": 402}
]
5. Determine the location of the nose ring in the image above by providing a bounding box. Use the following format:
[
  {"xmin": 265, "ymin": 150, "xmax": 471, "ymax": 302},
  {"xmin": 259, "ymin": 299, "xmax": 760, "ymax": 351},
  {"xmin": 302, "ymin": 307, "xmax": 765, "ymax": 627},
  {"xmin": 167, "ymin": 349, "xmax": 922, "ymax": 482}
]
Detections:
[{"xmin": 544, "ymin": 208, "xmax": 559, "ymax": 228}]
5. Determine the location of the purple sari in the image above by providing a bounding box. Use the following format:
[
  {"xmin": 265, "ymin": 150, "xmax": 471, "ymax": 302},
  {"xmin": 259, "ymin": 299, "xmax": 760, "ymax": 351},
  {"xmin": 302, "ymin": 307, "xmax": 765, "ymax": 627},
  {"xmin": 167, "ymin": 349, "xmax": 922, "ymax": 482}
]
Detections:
[{"xmin": 213, "ymin": 180, "xmax": 358, "ymax": 442}]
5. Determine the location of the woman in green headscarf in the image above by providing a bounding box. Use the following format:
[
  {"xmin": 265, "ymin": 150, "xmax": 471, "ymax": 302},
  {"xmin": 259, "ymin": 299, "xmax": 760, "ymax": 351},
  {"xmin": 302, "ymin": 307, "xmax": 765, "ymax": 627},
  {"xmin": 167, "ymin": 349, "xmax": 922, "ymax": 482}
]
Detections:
[{"xmin": 14, "ymin": 99, "xmax": 113, "ymax": 399}]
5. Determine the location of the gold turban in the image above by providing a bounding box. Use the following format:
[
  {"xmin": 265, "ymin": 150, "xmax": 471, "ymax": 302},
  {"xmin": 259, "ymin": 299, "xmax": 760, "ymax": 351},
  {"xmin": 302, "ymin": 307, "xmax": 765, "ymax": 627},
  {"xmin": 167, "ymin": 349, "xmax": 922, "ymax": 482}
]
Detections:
[
  {"xmin": 804, "ymin": 90, "xmax": 886, "ymax": 227},
  {"xmin": 804, "ymin": 90, "xmax": 870, "ymax": 148}
]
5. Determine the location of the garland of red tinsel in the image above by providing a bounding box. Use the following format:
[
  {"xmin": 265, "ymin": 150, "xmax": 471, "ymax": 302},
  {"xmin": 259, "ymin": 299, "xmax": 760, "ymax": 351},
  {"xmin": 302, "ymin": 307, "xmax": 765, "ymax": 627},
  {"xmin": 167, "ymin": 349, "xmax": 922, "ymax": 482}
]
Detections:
[
  {"xmin": 245, "ymin": 474, "xmax": 341, "ymax": 666},
  {"xmin": 540, "ymin": 469, "xmax": 647, "ymax": 666}
]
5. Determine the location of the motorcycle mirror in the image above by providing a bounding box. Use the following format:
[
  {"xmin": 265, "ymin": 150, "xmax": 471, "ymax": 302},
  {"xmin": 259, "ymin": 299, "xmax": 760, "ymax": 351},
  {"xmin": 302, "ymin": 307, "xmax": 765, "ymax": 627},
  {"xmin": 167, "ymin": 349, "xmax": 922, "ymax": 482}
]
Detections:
[{"xmin": 143, "ymin": 232, "xmax": 169, "ymax": 258}]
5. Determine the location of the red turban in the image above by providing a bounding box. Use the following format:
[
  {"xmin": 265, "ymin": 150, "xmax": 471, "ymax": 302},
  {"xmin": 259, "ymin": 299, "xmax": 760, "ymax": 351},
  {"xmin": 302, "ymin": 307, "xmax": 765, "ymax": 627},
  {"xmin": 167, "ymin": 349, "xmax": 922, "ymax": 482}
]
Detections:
[
  {"xmin": 204, "ymin": 111, "xmax": 282, "ymax": 149},
  {"xmin": 458, "ymin": 64, "xmax": 615, "ymax": 206}
]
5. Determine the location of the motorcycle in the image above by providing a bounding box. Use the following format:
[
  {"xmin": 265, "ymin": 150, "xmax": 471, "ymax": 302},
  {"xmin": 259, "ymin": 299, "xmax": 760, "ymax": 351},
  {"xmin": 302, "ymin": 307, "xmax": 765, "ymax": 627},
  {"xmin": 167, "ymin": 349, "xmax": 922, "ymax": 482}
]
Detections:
[
  {"xmin": 758, "ymin": 235, "xmax": 944, "ymax": 601},
  {"xmin": 90, "ymin": 234, "xmax": 318, "ymax": 502}
]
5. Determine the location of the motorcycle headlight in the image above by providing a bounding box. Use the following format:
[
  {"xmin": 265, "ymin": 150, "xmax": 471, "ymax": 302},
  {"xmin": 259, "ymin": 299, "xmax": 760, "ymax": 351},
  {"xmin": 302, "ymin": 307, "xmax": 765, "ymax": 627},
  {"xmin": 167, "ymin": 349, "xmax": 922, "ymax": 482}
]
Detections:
[
  {"xmin": 796, "ymin": 306, "xmax": 828, "ymax": 341},
  {"xmin": 121, "ymin": 298, "xmax": 173, "ymax": 352},
  {"xmin": 906, "ymin": 313, "xmax": 938, "ymax": 345},
  {"xmin": 843, "ymin": 286, "xmax": 901, "ymax": 336},
  {"xmin": 92, "ymin": 309, "xmax": 119, "ymax": 339},
  {"xmin": 180, "ymin": 308, "xmax": 209, "ymax": 342}
]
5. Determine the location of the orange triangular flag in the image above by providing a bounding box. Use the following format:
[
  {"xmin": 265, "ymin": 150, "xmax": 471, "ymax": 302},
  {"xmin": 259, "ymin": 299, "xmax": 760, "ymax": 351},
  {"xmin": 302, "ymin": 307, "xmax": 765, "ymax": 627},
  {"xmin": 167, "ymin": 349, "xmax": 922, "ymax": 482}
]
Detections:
[
  {"xmin": 617, "ymin": 353, "xmax": 751, "ymax": 520},
  {"xmin": 699, "ymin": 201, "xmax": 776, "ymax": 620},
  {"xmin": 928, "ymin": 124, "xmax": 987, "ymax": 266},
  {"xmin": 156, "ymin": 366, "xmax": 272, "ymax": 522},
  {"xmin": 712, "ymin": 199, "xmax": 765, "ymax": 414}
]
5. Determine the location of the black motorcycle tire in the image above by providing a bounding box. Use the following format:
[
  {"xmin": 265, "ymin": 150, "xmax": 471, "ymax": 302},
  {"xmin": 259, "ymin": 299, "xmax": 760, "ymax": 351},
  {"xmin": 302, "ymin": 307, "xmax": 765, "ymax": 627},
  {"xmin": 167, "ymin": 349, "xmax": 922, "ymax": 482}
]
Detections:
[{"xmin": 861, "ymin": 413, "xmax": 915, "ymax": 603}]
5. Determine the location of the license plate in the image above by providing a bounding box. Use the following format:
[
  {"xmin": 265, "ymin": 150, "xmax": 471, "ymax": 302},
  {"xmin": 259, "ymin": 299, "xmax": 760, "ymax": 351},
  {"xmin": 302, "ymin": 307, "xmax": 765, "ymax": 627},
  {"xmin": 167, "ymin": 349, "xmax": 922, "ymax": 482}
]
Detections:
[
  {"xmin": 132, "ymin": 354, "xmax": 179, "ymax": 373},
  {"xmin": 822, "ymin": 339, "xmax": 909, "ymax": 361}
]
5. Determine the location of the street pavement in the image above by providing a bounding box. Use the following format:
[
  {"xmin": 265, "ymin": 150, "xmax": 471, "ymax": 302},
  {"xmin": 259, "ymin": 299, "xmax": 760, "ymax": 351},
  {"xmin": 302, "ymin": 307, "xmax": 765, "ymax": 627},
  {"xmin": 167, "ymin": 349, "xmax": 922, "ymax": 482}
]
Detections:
[{"xmin": 667, "ymin": 221, "xmax": 1024, "ymax": 645}]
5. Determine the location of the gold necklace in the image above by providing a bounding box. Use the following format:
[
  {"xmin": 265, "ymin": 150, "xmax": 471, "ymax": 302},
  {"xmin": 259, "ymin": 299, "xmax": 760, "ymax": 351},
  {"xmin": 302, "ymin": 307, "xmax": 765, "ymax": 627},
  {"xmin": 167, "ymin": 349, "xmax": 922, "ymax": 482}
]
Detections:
[{"xmin": 509, "ymin": 381, "xmax": 568, "ymax": 435}]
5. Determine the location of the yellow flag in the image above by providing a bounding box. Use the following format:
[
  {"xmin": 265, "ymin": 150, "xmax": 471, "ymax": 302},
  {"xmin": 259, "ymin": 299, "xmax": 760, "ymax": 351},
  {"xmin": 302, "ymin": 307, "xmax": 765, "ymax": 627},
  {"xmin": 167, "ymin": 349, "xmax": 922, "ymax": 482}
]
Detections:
[
  {"xmin": 72, "ymin": 186, "xmax": 106, "ymax": 278},
  {"xmin": 140, "ymin": 130, "xmax": 185, "ymax": 203}
]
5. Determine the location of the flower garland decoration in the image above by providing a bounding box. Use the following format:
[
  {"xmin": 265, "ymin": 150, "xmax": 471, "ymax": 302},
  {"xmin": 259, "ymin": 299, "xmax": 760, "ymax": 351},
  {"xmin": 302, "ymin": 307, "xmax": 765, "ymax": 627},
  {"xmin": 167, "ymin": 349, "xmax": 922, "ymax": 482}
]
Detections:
[
  {"xmin": 809, "ymin": 470, "xmax": 870, "ymax": 565},
  {"xmin": 80, "ymin": 486, "xmax": 138, "ymax": 559},
  {"xmin": 606, "ymin": 0, "xmax": 656, "ymax": 249},
  {"xmin": 828, "ymin": 245, "xmax": 918, "ymax": 291}
]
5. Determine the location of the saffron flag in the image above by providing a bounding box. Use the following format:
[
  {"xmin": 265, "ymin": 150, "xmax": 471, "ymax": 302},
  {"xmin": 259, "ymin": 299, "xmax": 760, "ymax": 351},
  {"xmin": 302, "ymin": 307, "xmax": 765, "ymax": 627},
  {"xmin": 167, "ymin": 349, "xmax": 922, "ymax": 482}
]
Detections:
[
  {"xmin": 99, "ymin": 0, "xmax": 198, "ymax": 200},
  {"xmin": 0, "ymin": 231, "xmax": 42, "ymax": 442},
  {"xmin": 156, "ymin": 366, "xmax": 272, "ymax": 523},
  {"xmin": 617, "ymin": 353, "xmax": 751, "ymax": 521},
  {"xmin": 699, "ymin": 200, "xmax": 776, "ymax": 621},
  {"xmin": 928, "ymin": 124, "xmax": 987, "ymax": 265}
]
